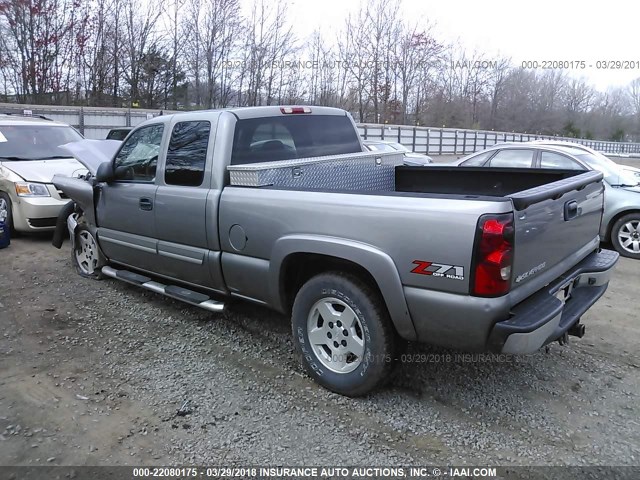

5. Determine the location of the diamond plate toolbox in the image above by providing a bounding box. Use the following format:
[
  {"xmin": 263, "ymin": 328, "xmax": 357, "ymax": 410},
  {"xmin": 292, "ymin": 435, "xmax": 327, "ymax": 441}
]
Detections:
[{"xmin": 227, "ymin": 151, "xmax": 405, "ymax": 191}]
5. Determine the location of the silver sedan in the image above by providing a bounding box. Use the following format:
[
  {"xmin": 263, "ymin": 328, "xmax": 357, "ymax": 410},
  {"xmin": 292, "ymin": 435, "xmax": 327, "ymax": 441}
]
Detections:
[{"xmin": 456, "ymin": 143, "xmax": 640, "ymax": 259}]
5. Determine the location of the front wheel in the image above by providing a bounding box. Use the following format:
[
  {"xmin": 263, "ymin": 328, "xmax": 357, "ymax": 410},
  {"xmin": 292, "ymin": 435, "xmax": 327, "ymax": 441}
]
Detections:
[
  {"xmin": 72, "ymin": 224, "xmax": 106, "ymax": 279},
  {"xmin": 0, "ymin": 192, "xmax": 14, "ymax": 233},
  {"xmin": 291, "ymin": 272, "xmax": 396, "ymax": 396},
  {"xmin": 611, "ymin": 213, "xmax": 640, "ymax": 259}
]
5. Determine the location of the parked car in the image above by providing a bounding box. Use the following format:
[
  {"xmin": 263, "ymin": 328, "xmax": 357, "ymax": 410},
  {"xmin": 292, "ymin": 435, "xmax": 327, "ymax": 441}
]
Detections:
[
  {"xmin": 456, "ymin": 143, "xmax": 640, "ymax": 259},
  {"xmin": 530, "ymin": 140, "xmax": 640, "ymax": 179},
  {"xmin": 53, "ymin": 106, "xmax": 617, "ymax": 396},
  {"xmin": 0, "ymin": 114, "xmax": 86, "ymax": 232},
  {"xmin": 482, "ymin": 140, "xmax": 640, "ymax": 178},
  {"xmin": 106, "ymin": 127, "xmax": 132, "ymax": 141},
  {"xmin": 362, "ymin": 139, "xmax": 433, "ymax": 165}
]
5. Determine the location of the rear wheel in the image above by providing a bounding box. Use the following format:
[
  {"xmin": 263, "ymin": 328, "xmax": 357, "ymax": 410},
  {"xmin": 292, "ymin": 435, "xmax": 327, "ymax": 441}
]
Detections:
[
  {"xmin": 611, "ymin": 213, "xmax": 640, "ymax": 259},
  {"xmin": 292, "ymin": 272, "xmax": 396, "ymax": 396},
  {"xmin": 72, "ymin": 224, "xmax": 106, "ymax": 279}
]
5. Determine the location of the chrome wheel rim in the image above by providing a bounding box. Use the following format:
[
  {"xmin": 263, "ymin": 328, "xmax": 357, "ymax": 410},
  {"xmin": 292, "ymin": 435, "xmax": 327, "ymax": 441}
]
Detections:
[
  {"xmin": 75, "ymin": 230, "xmax": 99, "ymax": 274},
  {"xmin": 306, "ymin": 297, "xmax": 365, "ymax": 374},
  {"xmin": 618, "ymin": 220, "xmax": 640, "ymax": 254},
  {"xmin": 0, "ymin": 198, "xmax": 8, "ymax": 221}
]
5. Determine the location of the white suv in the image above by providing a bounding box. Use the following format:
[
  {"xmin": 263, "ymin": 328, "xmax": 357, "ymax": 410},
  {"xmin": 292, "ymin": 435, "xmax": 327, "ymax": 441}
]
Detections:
[{"xmin": 0, "ymin": 114, "xmax": 86, "ymax": 232}]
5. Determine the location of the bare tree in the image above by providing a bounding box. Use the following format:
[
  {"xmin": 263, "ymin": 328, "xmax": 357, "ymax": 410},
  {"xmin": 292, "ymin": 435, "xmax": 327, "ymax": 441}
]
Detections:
[
  {"xmin": 75, "ymin": 0, "xmax": 122, "ymax": 106},
  {"xmin": 393, "ymin": 24, "xmax": 443, "ymax": 124},
  {"xmin": 164, "ymin": 0, "xmax": 187, "ymax": 109},
  {"xmin": 564, "ymin": 78, "xmax": 595, "ymax": 118},
  {"xmin": 494, "ymin": 68, "xmax": 538, "ymax": 132},
  {"xmin": 0, "ymin": 0, "xmax": 87, "ymax": 103},
  {"xmin": 190, "ymin": 0, "xmax": 241, "ymax": 108},
  {"xmin": 237, "ymin": 0, "xmax": 294, "ymax": 106},
  {"xmin": 338, "ymin": 10, "xmax": 370, "ymax": 121},
  {"xmin": 628, "ymin": 77, "xmax": 640, "ymax": 117},
  {"xmin": 362, "ymin": 0, "xmax": 401, "ymax": 123},
  {"xmin": 120, "ymin": 0, "xmax": 162, "ymax": 106},
  {"xmin": 487, "ymin": 57, "xmax": 512, "ymax": 129}
]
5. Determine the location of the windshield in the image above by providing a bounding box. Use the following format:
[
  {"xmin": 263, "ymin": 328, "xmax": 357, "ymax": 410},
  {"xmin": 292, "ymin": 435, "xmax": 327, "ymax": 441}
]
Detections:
[
  {"xmin": 575, "ymin": 153, "xmax": 639, "ymax": 186},
  {"xmin": 0, "ymin": 124, "xmax": 83, "ymax": 160}
]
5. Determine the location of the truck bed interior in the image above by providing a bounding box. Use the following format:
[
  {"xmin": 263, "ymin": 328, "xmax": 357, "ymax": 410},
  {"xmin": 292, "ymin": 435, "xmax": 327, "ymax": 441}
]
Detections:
[{"xmin": 395, "ymin": 166, "xmax": 584, "ymax": 197}]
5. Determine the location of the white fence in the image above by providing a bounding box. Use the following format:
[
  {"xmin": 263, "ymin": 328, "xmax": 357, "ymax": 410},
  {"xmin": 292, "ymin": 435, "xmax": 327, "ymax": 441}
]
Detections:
[
  {"xmin": 2, "ymin": 102, "xmax": 640, "ymax": 156},
  {"xmin": 0, "ymin": 103, "xmax": 164, "ymax": 140},
  {"xmin": 358, "ymin": 124, "xmax": 640, "ymax": 156}
]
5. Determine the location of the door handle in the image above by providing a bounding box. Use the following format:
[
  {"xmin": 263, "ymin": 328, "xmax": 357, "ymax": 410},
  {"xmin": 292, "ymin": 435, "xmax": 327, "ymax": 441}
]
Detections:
[
  {"xmin": 564, "ymin": 200, "xmax": 578, "ymax": 221},
  {"xmin": 139, "ymin": 198, "xmax": 153, "ymax": 211}
]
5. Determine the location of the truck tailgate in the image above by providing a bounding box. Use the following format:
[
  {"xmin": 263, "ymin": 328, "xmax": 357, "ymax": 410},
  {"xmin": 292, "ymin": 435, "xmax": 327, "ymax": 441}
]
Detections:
[{"xmin": 508, "ymin": 170, "xmax": 604, "ymax": 291}]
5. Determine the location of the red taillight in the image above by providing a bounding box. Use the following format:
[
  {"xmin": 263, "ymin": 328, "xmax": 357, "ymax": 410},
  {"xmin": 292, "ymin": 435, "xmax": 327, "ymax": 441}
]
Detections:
[
  {"xmin": 280, "ymin": 106, "xmax": 311, "ymax": 114},
  {"xmin": 472, "ymin": 213, "xmax": 514, "ymax": 297}
]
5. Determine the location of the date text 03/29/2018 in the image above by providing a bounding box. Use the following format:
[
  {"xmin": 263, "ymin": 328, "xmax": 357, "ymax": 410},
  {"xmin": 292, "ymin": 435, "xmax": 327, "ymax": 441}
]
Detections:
[{"xmin": 131, "ymin": 466, "xmax": 499, "ymax": 478}]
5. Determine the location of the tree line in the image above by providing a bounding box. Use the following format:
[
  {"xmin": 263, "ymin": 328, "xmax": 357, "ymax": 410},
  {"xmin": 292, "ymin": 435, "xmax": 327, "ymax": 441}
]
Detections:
[{"xmin": 1, "ymin": 0, "xmax": 640, "ymax": 141}]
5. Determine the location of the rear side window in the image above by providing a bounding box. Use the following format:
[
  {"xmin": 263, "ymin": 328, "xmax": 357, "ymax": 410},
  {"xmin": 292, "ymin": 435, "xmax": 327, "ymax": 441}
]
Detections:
[
  {"xmin": 540, "ymin": 151, "xmax": 585, "ymax": 170},
  {"xmin": 106, "ymin": 129, "xmax": 131, "ymax": 141},
  {"xmin": 231, "ymin": 115, "xmax": 361, "ymax": 165},
  {"xmin": 487, "ymin": 149, "xmax": 534, "ymax": 168},
  {"xmin": 165, "ymin": 121, "xmax": 211, "ymax": 186},
  {"xmin": 460, "ymin": 150, "xmax": 494, "ymax": 166}
]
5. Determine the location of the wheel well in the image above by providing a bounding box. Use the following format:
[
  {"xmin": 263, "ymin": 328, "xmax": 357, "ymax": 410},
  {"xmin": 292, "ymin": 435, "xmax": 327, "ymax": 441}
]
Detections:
[
  {"xmin": 0, "ymin": 190, "xmax": 11, "ymax": 204},
  {"xmin": 606, "ymin": 209, "xmax": 640, "ymax": 241},
  {"xmin": 280, "ymin": 253, "xmax": 384, "ymax": 315}
]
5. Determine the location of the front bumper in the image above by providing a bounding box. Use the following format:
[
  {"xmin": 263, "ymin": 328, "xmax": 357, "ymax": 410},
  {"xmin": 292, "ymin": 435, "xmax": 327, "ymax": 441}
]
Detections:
[
  {"xmin": 11, "ymin": 186, "xmax": 69, "ymax": 232},
  {"xmin": 487, "ymin": 248, "xmax": 619, "ymax": 354}
]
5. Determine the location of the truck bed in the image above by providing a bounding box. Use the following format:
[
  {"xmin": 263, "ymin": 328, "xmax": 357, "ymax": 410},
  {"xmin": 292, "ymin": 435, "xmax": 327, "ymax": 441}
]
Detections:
[
  {"xmin": 222, "ymin": 157, "xmax": 605, "ymax": 306},
  {"xmin": 228, "ymin": 153, "xmax": 602, "ymax": 212}
]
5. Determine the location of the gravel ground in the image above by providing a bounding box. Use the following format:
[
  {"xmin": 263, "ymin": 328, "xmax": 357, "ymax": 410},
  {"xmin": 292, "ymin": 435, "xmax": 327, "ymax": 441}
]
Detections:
[{"xmin": 0, "ymin": 234, "xmax": 638, "ymax": 469}]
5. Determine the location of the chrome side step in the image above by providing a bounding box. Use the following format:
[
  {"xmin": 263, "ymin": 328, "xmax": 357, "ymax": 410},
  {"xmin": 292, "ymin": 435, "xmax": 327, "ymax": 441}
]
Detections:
[{"xmin": 101, "ymin": 266, "xmax": 225, "ymax": 313}]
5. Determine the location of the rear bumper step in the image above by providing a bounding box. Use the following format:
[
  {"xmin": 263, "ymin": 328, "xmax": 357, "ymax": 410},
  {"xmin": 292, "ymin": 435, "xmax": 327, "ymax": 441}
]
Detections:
[
  {"xmin": 487, "ymin": 248, "xmax": 619, "ymax": 354},
  {"xmin": 101, "ymin": 266, "xmax": 225, "ymax": 313}
]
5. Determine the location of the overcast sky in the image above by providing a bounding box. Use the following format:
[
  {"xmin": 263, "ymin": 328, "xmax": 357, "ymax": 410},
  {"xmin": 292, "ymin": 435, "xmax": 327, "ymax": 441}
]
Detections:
[{"xmin": 273, "ymin": 0, "xmax": 639, "ymax": 91}]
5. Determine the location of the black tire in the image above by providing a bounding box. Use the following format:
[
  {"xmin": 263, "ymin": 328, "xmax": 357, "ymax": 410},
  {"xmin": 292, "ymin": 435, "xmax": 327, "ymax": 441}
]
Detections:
[
  {"xmin": 0, "ymin": 191, "xmax": 14, "ymax": 233},
  {"xmin": 292, "ymin": 272, "xmax": 397, "ymax": 396},
  {"xmin": 72, "ymin": 223, "xmax": 106, "ymax": 279},
  {"xmin": 610, "ymin": 213, "xmax": 640, "ymax": 259}
]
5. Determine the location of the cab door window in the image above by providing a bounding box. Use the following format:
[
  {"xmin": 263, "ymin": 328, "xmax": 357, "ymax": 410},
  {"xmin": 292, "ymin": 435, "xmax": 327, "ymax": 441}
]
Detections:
[
  {"xmin": 113, "ymin": 124, "xmax": 164, "ymax": 182},
  {"xmin": 164, "ymin": 121, "xmax": 211, "ymax": 186}
]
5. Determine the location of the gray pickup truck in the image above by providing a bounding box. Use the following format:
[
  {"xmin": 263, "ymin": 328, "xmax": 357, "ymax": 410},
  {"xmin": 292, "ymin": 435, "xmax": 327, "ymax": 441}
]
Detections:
[{"xmin": 53, "ymin": 106, "xmax": 618, "ymax": 396}]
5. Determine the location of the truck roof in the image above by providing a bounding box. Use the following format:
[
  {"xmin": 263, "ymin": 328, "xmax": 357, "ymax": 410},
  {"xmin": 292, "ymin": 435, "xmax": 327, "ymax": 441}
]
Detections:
[{"xmin": 151, "ymin": 105, "xmax": 349, "ymax": 123}]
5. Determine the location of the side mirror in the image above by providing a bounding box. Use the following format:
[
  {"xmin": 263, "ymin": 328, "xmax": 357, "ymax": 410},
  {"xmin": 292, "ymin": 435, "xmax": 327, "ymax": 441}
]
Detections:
[
  {"xmin": 115, "ymin": 166, "xmax": 134, "ymax": 180},
  {"xmin": 95, "ymin": 162, "xmax": 115, "ymax": 182}
]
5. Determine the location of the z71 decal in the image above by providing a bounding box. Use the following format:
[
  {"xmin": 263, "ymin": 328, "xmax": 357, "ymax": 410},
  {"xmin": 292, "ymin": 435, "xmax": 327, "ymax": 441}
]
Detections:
[{"xmin": 411, "ymin": 261, "xmax": 465, "ymax": 281}]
